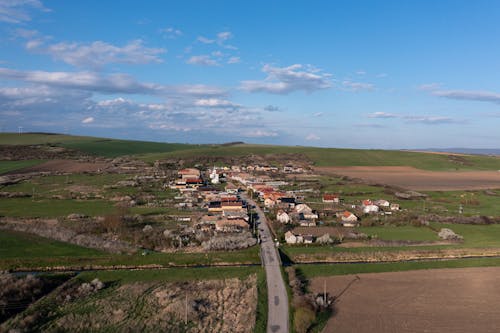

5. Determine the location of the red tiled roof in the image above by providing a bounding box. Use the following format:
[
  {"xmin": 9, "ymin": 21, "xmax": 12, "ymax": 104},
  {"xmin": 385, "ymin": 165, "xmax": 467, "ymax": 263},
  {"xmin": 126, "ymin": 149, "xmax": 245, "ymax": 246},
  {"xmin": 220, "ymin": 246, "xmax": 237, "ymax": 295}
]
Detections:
[
  {"xmin": 343, "ymin": 211, "xmax": 353, "ymax": 218},
  {"xmin": 323, "ymin": 194, "xmax": 339, "ymax": 200}
]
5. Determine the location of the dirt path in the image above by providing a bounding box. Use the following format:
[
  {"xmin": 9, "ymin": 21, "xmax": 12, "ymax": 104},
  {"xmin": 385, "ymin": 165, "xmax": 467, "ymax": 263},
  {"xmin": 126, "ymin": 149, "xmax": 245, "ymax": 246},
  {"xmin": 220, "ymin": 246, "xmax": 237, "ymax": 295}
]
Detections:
[
  {"xmin": 311, "ymin": 267, "xmax": 500, "ymax": 333},
  {"xmin": 315, "ymin": 166, "xmax": 500, "ymax": 191}
]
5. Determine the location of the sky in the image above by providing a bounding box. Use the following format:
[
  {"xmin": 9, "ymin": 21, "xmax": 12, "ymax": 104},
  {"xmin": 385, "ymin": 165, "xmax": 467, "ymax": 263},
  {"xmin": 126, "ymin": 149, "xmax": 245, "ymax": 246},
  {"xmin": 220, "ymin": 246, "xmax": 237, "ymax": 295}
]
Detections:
[{"xmin": 1, "ymin": 0, "xmax": 500, "ymax": 148}]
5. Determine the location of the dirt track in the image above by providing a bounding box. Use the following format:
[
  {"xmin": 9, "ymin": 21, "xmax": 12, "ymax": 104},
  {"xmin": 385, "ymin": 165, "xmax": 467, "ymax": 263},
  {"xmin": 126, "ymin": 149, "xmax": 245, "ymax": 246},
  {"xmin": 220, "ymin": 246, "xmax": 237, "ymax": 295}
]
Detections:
[
  {"xmin": 311, "ymin": 267, "xmax": 500, "ymax": 333},
  {"xmin": 316, "ymin": 166, "xmax": 500, "ymax": 191}
]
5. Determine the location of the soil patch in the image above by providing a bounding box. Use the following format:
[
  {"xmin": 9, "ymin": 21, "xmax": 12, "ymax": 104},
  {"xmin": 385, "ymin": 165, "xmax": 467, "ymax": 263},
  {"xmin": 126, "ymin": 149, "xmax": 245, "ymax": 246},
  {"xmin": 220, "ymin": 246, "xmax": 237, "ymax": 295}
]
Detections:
[
  {"xmin": 311, "ymin": 266, "xmax": 500, "ymax": 333},
  {"xmin": 315, "ymin": 166, "xmax": 500, "ymax": 191}
]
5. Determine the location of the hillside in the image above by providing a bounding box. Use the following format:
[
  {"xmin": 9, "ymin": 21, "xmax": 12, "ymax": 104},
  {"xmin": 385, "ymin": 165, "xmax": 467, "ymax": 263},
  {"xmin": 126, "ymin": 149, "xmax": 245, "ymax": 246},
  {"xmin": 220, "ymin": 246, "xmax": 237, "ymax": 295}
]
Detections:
[{"xmin": 1, "ymin": 133, "xmax": 500, "ymax": 171}]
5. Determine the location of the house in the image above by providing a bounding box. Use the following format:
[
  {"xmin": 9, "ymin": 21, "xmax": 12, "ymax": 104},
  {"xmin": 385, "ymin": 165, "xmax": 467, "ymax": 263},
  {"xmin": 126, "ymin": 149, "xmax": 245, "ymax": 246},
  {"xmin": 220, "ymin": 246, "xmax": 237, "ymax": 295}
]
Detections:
[
  {"xmin": 341, "ymin": 211, "xmax": 359, "ymax": 227},
  {"xmin": 196, "ymin": 215, "xmax": 219, "ymax": 231},
  {"xmin": 279, "ymin": 197, "xmax": 296, "ymax": 209},
  {"xmin": 295, "ymin": 203, "xmax": 312, "ymax": 214},
  {"xmin": 225, "ymin": 182, "xmax": 239, "ymax": 194},
  {"xmin": 178, "ymin": 168, "xmax": 201, "ymax": 180},
  {"xmin": 223, "ymin": 210, "xmax": 249, "ymax": 221},
  {"xmin": 295, "ymin": 204, "xmax": 318, "ymax": 219},
  {"xmin": 363, "ymin": 204, "xmax": 379, "ymax": 214},
  {"xmin": 276, "ymin": 210, "xmax": 290, "ymax": 224},
  {"xmin": 220, "ymin": 201, "xmax": 244, "ymax": 211},
  {"xmin": 323, "ymin": 194, "xmax": 339, "ymax": 204},
  {"xmin": 215, "ymin": 218, "xmax": 249, "ymax": 232},
  {"xmin": 374, "ymin": 199, "xmax": 390, "ymax": 207},
  {"xmin": 299, "ymin": 219, "xmax": 316, "ymax": 227},
  {"xmin": 303, "ymin": 235, "xmax": 314, "ymax": 244},
  {"xmin": 185, "ymin": 178, "xmax": 204, "ymax": 188},
  {"xmin": 208, "ymin": 201, "xmax": 223, "ymax": 212},
  {"xmin": 264, "ymin": 197, "xmax": 277, "ymax": 208},
  {"xmin": 285, "ymin": 231, "xmax": 298, "ymax": 244},
  {"xmin": 390, "ymin": 203, "xmax": 400, "ymax": 211}
]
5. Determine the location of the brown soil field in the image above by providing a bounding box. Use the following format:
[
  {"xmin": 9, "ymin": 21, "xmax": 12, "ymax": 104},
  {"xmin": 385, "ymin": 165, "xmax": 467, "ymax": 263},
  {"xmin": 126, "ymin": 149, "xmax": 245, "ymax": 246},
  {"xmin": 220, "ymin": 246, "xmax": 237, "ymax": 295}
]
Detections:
[
  {"xmin": 311, "ymin": 267, "xmax": 500, "ymax": 333},
  {"xmin": 315, "ymin": 166, "xmax": 500, "ymax": 191},
  {"xmin": 17, "ymin": 159, "xmax": 110, "ymax": 173}
]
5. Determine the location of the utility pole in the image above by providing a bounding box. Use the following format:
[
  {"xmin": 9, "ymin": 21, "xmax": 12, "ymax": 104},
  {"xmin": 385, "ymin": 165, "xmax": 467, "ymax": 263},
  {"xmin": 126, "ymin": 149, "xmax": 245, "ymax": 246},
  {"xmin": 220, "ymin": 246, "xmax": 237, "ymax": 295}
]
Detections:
[
  {"xmin": 18, "ymin": 126, "xmax": 23, "ymax": 135},
  {"xmin": 323, "ymin": 279, "xmax": 327, "ymax": 306},
  {"xmin": 184, "ymin": 293, "xmax": 188, "ymax": 325}
]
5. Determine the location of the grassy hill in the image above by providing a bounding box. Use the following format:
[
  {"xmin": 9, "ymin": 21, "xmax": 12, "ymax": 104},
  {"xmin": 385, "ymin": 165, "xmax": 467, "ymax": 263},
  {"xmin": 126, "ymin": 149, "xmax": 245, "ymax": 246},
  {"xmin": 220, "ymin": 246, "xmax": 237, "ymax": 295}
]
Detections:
[
  {"xmin": 0, "ymin": 133, "xmax": 199, "ymax": 158},
  {"xmin": 1, "ymin": 132, "xmax": 500, "ymax": 170}
]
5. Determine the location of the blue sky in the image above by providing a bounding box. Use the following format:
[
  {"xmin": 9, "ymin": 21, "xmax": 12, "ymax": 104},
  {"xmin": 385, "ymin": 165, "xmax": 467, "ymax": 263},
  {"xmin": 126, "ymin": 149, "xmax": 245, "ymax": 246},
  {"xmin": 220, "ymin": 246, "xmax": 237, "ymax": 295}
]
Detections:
[{"xmin": 1, "ymin": 0, "xmax": 500, "ymax": 148}]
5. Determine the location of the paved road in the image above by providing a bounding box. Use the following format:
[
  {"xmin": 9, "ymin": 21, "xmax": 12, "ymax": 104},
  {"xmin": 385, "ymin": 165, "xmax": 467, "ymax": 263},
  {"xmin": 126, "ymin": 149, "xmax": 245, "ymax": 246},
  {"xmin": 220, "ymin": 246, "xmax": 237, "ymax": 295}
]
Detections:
[{"xmin": 242, "ymin": 193, "xmax": 289, "ymax": 333}]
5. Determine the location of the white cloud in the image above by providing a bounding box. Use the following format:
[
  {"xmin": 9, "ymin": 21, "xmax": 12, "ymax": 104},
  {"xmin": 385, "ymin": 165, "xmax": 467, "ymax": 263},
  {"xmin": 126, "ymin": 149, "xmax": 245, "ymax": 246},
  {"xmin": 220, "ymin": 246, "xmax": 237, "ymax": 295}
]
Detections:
[
  {"xmin": 0, "ymin": 0, "xmax": 49, "ymax": 24},
  {"xmin": 404, "ymin": 116, "xmax": 459, "ymax": 125},
  {"xmin": 217, "ymin": 31, "xmax": 232, "ymax": 41},
  {"xmin": 356, "ymin": 70, "xmax": 366, "ymax": 75},
  {"xmin": 81, "ymin": 116, "xmax": 94, "ymax": 124},
  {"xmin": 432, "ymin": 89, "xmax": 500, "ymax": 104},
  {"xmin": 197, "ymin": 31, "xmax": 237, "ymax": 50},
  {"xmin": 368, "ymin": 112, "xmax": 398, "ymax": 118},
  {"xmin": 160, "ymin": 27, "xmax": 182, "ymax": 39},
  {"xmin": 34, "ymin": 39, "xmax": 165, "ymax": 68},
  {"xmin": 0, "ymin": 67, "xmax": 228, "ymax": 98},
  {"xmin": 366, "ymin": 111, "xmax": 460, "ymax": 125},
  {"xmin": 227, "ymin": 56, "xmax": 240, "ymax": 64},
  {"xmin": 418, "ymin": 83, "xmax": 442, "ymax": 91},
  {"xmin": 197, "ymin": 36, "xmax": 215, "ymax": 44},
  {"xmin": 305, "ymin": 133, "xmax": 320, "ymax": 140},
  {"xmin": 186, "ymin": 55, "xmax": 219, "ymax": 66},
  {"xmin": 264, "ymin": 105, "xmax": 281, "ymax": 112},
  {"xmin": 342, "ymin": 80, "xmax": 374, "ymax": 92},
  {"xmin": 421, "ymin": 83, "xmax": 500, "ymax": 105},
  {"xmin": 194, "ymin": 98, "xmax": 239, "ymax": 108},
  {"xmin": 244, "ymin": 130, "xmax": 278, "ymax": 138},
  {"xmin": 313, "ymin": 112, "xmax": 323, "ymax": 117},
  {"xmin": 240, "ymin": 64, "xmax": 332, "ymax": 94}
]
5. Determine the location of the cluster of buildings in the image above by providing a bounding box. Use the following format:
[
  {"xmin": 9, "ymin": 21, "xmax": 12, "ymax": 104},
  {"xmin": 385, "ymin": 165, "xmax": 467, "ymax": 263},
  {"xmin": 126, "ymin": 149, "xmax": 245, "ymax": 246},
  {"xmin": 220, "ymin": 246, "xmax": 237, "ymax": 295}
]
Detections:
[
  {"xmin": 171, "ymin": 168, "xmax": 250, "ymax": 234},
  {"xmin": 169, "ymin": 164, "xmax": 401, "ymax": 247}
]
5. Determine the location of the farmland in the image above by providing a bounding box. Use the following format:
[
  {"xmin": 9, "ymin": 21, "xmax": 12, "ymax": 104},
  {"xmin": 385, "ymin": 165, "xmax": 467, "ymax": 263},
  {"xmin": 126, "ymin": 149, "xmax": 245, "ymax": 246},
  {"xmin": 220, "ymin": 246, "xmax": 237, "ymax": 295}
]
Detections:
[
  {"xmin": 308, "ymin": 266, "xmax": 500, "ymax": 333},
  {"xmin": 316, "ymin": 166, "xmax": 500, "ymax": 191}
]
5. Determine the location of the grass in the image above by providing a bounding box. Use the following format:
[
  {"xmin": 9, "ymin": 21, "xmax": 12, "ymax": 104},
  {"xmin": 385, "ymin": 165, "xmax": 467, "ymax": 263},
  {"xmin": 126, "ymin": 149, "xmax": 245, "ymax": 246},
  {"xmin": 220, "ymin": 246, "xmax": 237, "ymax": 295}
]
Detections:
[
  {"xmin": 0, "ymin": 229, "xmax": 104, "ymax": 259},
  {"xmin": 0, "ymin": 160, "xmax": 45, "ymax": 175},
  {"xmin": 431, "ymin": 222, "xmax": 500, "ymax": 247},
  {"xmin": 0, "ymin": 133, "xmax": 199, "ymax": 157},
  {"xmin": 2, "ymin": 133, "xmax": 500, "ymax": 170},
  {"xmin": 0, "ymin": 232, "xmax": 261, "ymax": 270},
  {"xmin": 0, "ymin": 198, "xmax": 117, "ymax": 217},
  {"xmin": 141, "ymin": 144, "xmax": 500, "ymax": 171},
  {"xmin": 254, "ymin": 270, "xmax": 268, "ymax": 333},
  {"xmin": 296, "ymin": 257, "xmax": 500, "ymax": 278},
  {"xmin": 77, "ymin": 266, "xmax": 261, "ymax": 284},
  {"xmin": 358, "ymin": 225, "xmax": 438, "ymax": 242},
  {"xmin": 2, "ymin": 173, "xmax": 131, "ymax": 195}
]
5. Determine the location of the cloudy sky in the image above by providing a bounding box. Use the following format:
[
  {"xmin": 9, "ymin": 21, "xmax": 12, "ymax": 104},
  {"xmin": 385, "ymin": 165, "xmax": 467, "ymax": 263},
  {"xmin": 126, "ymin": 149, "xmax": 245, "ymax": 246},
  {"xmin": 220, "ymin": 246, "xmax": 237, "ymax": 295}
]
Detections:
[{"xmin": 1, "ymin": 0, "xmax": 500, "ymax": 148}]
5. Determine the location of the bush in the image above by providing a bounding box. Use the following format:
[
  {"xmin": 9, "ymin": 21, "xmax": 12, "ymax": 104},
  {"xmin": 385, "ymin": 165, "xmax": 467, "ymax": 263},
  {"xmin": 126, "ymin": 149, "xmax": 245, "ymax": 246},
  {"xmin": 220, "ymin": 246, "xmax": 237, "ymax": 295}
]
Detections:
[{"xmin": 294, "ymin": 305, "xmax": 316, "ymax": 333}]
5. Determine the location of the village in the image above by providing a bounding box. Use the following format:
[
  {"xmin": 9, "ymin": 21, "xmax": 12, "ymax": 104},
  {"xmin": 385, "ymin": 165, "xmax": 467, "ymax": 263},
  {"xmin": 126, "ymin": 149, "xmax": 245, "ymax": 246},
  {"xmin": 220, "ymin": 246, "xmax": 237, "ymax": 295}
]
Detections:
[{"xmin": 170, "ymin": 163, "xmax": 402, "ymax": 247}]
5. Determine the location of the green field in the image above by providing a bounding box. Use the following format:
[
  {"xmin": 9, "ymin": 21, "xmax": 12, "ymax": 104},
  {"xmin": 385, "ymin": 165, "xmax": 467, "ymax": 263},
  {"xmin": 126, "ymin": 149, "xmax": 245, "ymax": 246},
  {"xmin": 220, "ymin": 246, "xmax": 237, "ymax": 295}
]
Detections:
[
  {"xmin": 0, "ymin": 229, "xmax": 261, "ymax": 270},
  {"xmin": 78, "ymin": 266, "xmax": 261, "ymax": 283},
  {"xmin": 0, "ymin": 160, "xmax": 46, "ymax": 175},
  {"xmin": 141, "ymin": 144, "xmax": 500, "ymax": 171},
  {"xmin": 0, "ymin": 133, "xmax": 198, "ymax": 157},
  {"xmin": 0, "ymin": 230, "xmax": 105, "ymax": 259},
  {"xmin": 297, "ymin": 257, "xmax": 500, "ymax": 278},
  {"xmin": 431, "ymin": 222, "xmax": 500, "ymax": 247},
  {"xmin": 0, "ymin": 198, "xmax": 117, "ymax": 218},
  {"xmin": 358, "ymin": 225, "xmax": 439, "ymax": 241}
]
